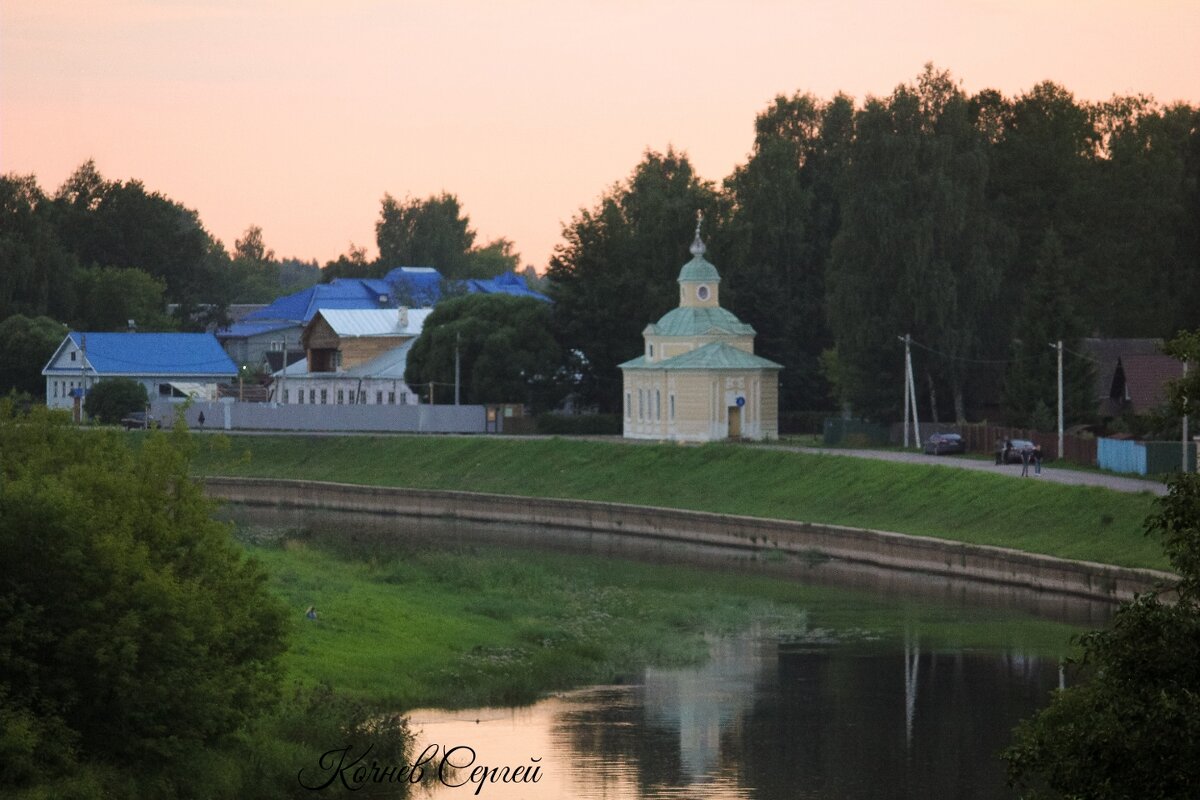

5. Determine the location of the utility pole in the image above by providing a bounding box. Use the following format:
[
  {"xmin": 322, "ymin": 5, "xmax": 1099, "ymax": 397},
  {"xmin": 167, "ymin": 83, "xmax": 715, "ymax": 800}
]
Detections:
[
  {"xmin": 1055, "ymin": 340, "xmax": 1064, "ymax": 460},
  {"xmin": 901, "ymin": 334, "xmax": 911, "ymax": 448},
  {"xmin": 455, "ymin": 332, "xmax": 461, "ymax": 406},
  {"xmin": 906, "ymin": 335, "xmax": 920, "ymax": 447},
  {"xmin": 1183, "ymin": 361, "xmax": 1190, "ymax": 473},
  {"xmin": 79, "ymin": 333, "xmax": 87, "ymax": 424}
]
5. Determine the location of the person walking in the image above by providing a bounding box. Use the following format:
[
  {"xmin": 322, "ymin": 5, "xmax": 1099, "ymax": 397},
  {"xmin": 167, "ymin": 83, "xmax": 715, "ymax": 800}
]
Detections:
[
  {"xmin": 1003, "ymin": 439, "xmax": 1013, "ymax": 466},
  {"xmin": 197, "ymin": 411, "xmax": 206, "ymax": 429},
  {"xmin": 1020, "ymin": 444, "xmax": 1031, "ymax": 477},
  {"xmin": 1033, "ymin": 443, "xmax": 1043, "ymax": 476}
]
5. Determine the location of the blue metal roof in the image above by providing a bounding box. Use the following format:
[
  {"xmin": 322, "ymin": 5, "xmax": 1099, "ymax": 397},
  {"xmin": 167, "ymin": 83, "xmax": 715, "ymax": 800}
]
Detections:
[
  {"xmin": 383, "ymin": 267, "xmax": 444, "ymax": 306},
  {"xmin": 464, "ymin": 271, "xmax": 550, "ymax": 302},
  {"xmin": 216, "ymin": 321, "xmax": 295, "ymax": 340},
  {"xmin": 242, "ymin": 279, "xmax": 395, "ymax": 324},
  {"xmin": 58, "ymin": 332, "xmax": 237, "ymax": 376}
]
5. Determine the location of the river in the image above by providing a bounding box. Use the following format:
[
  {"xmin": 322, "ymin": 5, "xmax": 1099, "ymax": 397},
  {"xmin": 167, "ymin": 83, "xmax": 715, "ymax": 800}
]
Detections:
[{"xmin": 227, "ymin": 505, "xmax": 1109, "ymax": 799}]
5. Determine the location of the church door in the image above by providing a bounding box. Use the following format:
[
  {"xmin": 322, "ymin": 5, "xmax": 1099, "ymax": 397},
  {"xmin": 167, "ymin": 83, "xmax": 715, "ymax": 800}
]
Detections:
[{"xmin": 728, "ymin": 406, "xmax": 741, "ymax": 438}]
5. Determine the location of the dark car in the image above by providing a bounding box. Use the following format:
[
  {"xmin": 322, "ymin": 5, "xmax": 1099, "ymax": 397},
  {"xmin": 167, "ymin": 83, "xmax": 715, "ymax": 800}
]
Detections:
[
  {"xmin": 998, "ymin": 438, "xmax": 1040, "ymax": 464},
  {"xmin": 923, "ymin": 433, "xmax": 965, "ymax": 455},
  {"xmin": 120, "ymin": 411, "xmax": 159, "ymax": 430}
]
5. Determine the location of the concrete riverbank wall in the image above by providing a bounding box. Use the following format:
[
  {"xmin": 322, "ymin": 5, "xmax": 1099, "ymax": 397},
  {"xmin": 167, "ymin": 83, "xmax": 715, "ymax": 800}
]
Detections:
[{"xmin": 204, "ymin": 477, "xmax": 1173, "ymax": 602}]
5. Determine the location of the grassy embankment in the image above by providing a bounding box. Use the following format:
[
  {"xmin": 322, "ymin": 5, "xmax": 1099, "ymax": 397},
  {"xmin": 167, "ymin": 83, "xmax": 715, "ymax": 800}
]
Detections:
[
  {"xmin": 193, "ymin": 434, "xmax": 1167, "ymax": 570},
  {"xmin": 239, "ymin": 522, "xmax": 1086, "ymax": 709}
]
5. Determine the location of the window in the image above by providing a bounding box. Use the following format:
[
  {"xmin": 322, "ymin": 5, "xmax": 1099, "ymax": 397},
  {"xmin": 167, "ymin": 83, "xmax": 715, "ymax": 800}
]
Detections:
[
  {"xmin": 358, "ymin": 391, "xmax": 366, "ymax": 404},
  {"xmin": 626, "ymin": 392, "xmax": 631, "ymax": 418},
  {"xmin": 376, "ymin": 391, "xmax": 383, "ymax": 405},
  {"xmin": 388, "ymin": 391, "xmax": 396, "ymax": 404},
  {"xmin": 298, "ymin": 389, "xmax": 304, "ymax": 404},
  {"xmin": 697, "ymin": 285, "xmax": 710, "ymax": 301},
  {"xmin": 319, "ymin": 389, "xmax": 327, "ymax": 404},
  {"xmin": 648, "ymin": 343, "xmax": 654, "ymax": 358},
  {"xmin": 53, "ymin": 381, "xmax": 58, "ymax": 398},
  {"xmin": 337, "ymin": 390, "xmax": 345, "ymax": 404},
  {"xmin": 70, "ymin": 351, "xmax": 76, "ymax": 362},
  {"xmin": 670, "ymin": 394, "xmax": 675, "ymax": 420},
  {"xmin": 400, "ymin": 392, "xmax": 408, "ymax": 404},
  {"xmin": 656, "ymin": 390, "xmax": 661, "ymax": 420},
  {"xmin": 638, "ymin": 389, "xmax": 644, "ymax": 420},
  {"xmin": 309, "ymin": 389, "xmax": 316, "ymax": 404},
  {"xmin": 283, "ymin": 389, "xmax": 289, "ymax": 404}
]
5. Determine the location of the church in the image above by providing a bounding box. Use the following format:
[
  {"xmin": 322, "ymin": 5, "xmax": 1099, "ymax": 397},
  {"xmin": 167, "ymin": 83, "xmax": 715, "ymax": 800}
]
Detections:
[{"xmin": 619, "ymin": 222, "xmax": 781, "ymax": 441}]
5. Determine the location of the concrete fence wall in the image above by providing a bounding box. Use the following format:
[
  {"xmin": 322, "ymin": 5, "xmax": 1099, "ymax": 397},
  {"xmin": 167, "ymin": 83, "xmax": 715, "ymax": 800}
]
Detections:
[
  {"xmin": 204, "ymin": 477, "xmax": 1173, "ymax": 602},
  {"xmin": 151, "ymin": 400, "xmax": 486, "ymax": 433}
]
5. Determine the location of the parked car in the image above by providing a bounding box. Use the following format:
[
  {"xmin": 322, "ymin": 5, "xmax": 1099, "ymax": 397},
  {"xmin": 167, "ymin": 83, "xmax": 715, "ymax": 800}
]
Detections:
[
  {"xmin": 923, "ymin": 433, "xmax": 965, "ymax": 455},
  {"xmin": 120, "ymin": 411, "xmax": 159, "ymax": 430},
  {"xmin": 998, "ymin": 438, "xmax": 1039, "ymax": 464}
]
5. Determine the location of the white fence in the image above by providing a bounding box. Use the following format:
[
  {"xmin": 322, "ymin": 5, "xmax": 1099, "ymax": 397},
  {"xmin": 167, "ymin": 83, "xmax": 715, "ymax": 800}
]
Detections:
[{"xmin": 149, "ymin": 399, "xmax": 487, "ymax": 434}]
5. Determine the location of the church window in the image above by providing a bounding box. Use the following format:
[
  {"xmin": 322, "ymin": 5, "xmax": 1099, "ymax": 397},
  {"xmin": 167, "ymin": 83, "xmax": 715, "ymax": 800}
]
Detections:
[
  {"xmin": 649, "ymin": 343, "xmax": 654, "ymax": 358},
  {"xmin": 337, "ymin": 390, "xmax": 345, "ymax": 404},
  {"xmin": 656, "ymin": 390, "xmax": 661, "ymax": 420},
  {"xmin": 670, "ymin": 394, "xmax": 675, "ymax": 420},
  {"xmin": 697, "ymin": 285, "xmax": 710, "ymax": 301},
  {"xmin": 625, "ymin": 392, "xmax": 631, "ymax": 419}
]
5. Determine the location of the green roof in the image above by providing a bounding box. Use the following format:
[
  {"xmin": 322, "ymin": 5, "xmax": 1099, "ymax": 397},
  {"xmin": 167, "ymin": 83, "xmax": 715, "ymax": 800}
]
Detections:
[
  {"xmin": 678, "ymin": 255, "xmax": 721, "ymax": 283},
  {"xmin": 620, "ymin": 342, "xmax": 782, "ymax": 371},
  {"xmin": 649, "ymin": 306, "xmax": 755, "ymax": 337}
]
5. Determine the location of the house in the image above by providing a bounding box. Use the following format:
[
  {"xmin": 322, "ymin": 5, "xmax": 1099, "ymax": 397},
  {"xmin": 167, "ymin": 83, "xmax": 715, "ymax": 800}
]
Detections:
[
  {"xmin": 273, "ymin": 308, "xmax": 431, "ymax": 406},
  {"xmin": 216, "ymin": 268, "xmax": 547, "ymax": 369},
  {"xmin": 42, "ymin": 332, "xmax": 237, "ymax": 420},
  {"xmin": 619, "ymin": 227, "xmax": 781, "ymax": 441},
  {"xmin": 1079, "ymin": 338, "xmax": 1181, "ymax": 417}
]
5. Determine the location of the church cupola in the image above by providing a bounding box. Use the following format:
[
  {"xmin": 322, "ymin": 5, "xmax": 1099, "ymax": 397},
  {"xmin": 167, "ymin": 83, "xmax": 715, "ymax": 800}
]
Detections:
[{"xmin": 677, "ymin": 213, "xmax": 720, "ymax": 308}]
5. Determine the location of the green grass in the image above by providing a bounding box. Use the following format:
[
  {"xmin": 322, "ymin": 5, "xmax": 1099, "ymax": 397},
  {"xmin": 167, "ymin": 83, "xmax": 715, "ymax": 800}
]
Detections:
[
  {"xmin": 240, "ymin": 523, "xmax": 1084, "ymax": 709},
  {"xmin": 192, "ymin": 434, "xmax": 1168, "ymax": 570}
]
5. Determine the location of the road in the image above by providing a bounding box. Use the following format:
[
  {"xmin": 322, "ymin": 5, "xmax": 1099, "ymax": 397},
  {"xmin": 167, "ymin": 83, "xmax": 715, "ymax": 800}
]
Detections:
[{"xmin": 762, "ymin": 445, "xmax": 1168, "ymax": 496}]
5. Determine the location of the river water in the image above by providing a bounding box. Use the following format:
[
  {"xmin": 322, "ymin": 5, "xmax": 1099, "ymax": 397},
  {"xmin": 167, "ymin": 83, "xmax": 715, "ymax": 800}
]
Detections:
[{"xmin": 228, "ymin": 506, "xmax": 1110, "ymax": 799}]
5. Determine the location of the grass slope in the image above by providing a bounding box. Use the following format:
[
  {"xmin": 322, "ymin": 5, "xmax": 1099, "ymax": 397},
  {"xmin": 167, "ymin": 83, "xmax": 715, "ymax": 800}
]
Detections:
[
  {"xmin": 245, "ymin": 527, "xmax": 1083, "ymax": 707},
  {"xmin": 193, "ymin": 435, "xmax": 1167, "ymax": 570}
]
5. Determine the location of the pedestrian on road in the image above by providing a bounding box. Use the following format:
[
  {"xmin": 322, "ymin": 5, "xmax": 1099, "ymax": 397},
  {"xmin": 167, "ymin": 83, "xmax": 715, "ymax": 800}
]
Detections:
[
  {"xmin": 1020, "ymin": 445, "xmax": 1031, "ymax": 477},
  {"xmin": 1003, "ymin": 439, "xmax": 1013, "ymax": 465},
  {"xmin": 994, "ymin": 438, "xmax": 1004, "ymax": 465},
  {"xmin": 1033, "ymin": 443, "xmax": 1043, "ymax": 476},
  {"xmin": 198, "ymin": 411, "xmax": 206, "ymax": 429}
]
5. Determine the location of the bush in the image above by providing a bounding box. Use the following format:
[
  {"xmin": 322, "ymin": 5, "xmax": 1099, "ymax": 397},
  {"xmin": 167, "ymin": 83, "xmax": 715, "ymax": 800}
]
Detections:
[
  {"xmin": 0, "ymin": 404, "xmax": 288, "ymax": 795},
  {"xmin": 82, "ymin": 377, "xmax": 148, "ymax": 423}
]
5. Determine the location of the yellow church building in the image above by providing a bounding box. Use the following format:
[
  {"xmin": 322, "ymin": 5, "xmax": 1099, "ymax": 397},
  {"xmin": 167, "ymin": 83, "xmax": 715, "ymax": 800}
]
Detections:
[{"xmin": 619, "ymin": 225, "xmax": 781, "ymax": 441}]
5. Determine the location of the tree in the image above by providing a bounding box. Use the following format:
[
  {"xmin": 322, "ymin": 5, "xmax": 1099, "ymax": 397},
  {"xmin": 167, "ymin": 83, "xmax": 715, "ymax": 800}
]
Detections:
[
  {"xmin": 827, "ymin": 66, "xmax": 1004, "ymax": 421},
  {"xmin": 1004, "ymin": 472, "xmax": 1200, "ymax": 797},
  {"xmin": 547, "ymin": 148, "xmax": 722, "ymax": 412},
  {"xmin": 464, "ymin": 236, "xmax": 521, "ymax": 278},
  {"xmin": 0, "ymin": 405, "xmax": 287, "ymax": 790},
  {"xmin": 375, "ymin": 192, "xmax": 477, "ymax": 278},
  {"xmin": 51, "ymin": 162, "xmax": 223, "ymax": 312},
  {"xmin": 0, "ymin": 174, "xmax": 78, "ymax": 322},
  {"xmin": 0, "ymin": 315, "xmax": 67, "ymax": 397},
  {"xmin": 321, "ymin": 242, "xmax": 372, "ymax": 281},
  {"xmin": 405, "ymin": 293, "xmax": 564, "ymax": 410},
  {"xmin": 1001, "ymin": 230, "xmax": 1095, "ymax": 427},
  {"xmin": 723, "ymin": 92, "xmax": 854, "ymax": 411},
  {"xmin": 82, "ymin": 376, "xmax": 149, "ymax": 423},
  {"xmin": 71, "ymin": 266, "xmax": 174, "ymax": 331}
]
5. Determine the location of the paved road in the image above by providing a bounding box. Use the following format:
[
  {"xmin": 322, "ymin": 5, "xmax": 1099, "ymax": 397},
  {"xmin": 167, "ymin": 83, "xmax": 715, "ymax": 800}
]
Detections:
[{"xmin": 762, "ymin": 445, "xmax": 1168, "ymax": 496}]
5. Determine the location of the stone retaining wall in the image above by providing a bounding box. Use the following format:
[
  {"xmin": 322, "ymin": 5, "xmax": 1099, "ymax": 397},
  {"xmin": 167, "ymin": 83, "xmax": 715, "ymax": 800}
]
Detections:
[{"xmin": 204, "ymin": 477, "xmax": 1173, "ymax": 602}]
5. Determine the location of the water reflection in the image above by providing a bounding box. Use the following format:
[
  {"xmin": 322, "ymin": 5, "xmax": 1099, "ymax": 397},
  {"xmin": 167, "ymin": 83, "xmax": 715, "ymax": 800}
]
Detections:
[{"xmin": 409, "ymin": 634, "xmax": 1059, "ymax": 799}]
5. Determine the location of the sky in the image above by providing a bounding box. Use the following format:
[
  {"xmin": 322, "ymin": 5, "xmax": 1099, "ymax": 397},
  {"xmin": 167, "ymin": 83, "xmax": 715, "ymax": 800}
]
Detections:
[{"xmin": 3, "ymin": 1, "xmax": 1199, "ymax": 272}]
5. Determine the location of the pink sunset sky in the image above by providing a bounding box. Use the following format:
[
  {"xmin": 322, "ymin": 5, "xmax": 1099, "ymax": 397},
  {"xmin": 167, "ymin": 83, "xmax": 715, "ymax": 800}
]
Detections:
[{"xmin": 3, "ymin": 1, "xmax": 1198, "ymax": 272}]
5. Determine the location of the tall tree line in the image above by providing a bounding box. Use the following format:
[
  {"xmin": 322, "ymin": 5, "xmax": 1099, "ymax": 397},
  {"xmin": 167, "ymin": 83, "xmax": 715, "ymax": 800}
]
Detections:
[{"xmin": 549, "ymin": 66, "xmax": 1200, "ymax": 422}]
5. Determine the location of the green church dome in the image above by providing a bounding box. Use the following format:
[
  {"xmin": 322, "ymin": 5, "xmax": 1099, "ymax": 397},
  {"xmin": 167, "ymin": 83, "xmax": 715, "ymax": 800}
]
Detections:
[{"xmin": 677, "ymin": 255, "xmax": 721, "ymax": 283}]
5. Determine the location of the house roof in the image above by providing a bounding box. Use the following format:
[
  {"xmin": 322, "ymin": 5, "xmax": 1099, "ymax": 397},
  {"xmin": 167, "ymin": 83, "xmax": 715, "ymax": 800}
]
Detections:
[
  {"xmin": 620, "ymin": 341, "xmax": 781, "ymax": 371},
  {"xmin": 1113, "ymin": 353, "xmax": 1183, "ymax": 413},
  {"xmin": 44, "ymin": 333, "xmax": 237, "ymax": 377},
  {"xmin": 463, "ymin": 270, "xmax": 550, "ymax": 302},
  {"xmin": 1081, "ymin": 337, "xmax": 1162, "ymax": 401},
  {"xmin": 314, "ymin": 308, "xmax": 431, "ymax": 338},
  {"xmin": 648, "ymin": 306, "xmax": 755, "ymax": 337},
  {"xmin": 239, "ymin": 278, "xmax": 397, "ymax": 325}
]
